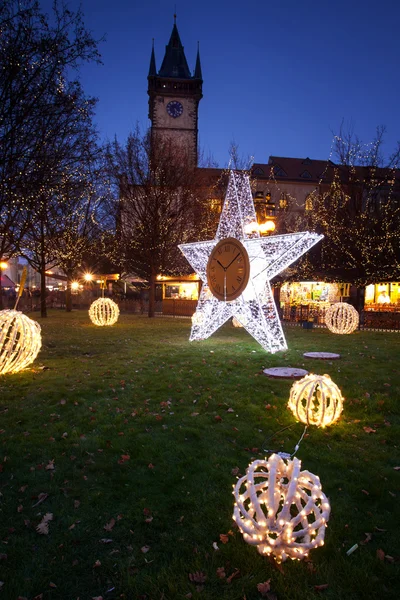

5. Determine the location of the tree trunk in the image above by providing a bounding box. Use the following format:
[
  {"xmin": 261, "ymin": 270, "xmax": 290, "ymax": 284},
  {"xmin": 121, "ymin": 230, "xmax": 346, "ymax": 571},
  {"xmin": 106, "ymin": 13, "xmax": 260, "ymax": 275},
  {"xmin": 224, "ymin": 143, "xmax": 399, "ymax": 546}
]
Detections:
[
  {"xmin": 40, "ymin": 263, "xmax": 47, "ymax": 318},
  {"xmin": 148, "ymin": 271, "xmax": 156, "ymax": 318},
  {"xmin": 66, "ymin": 278, "xmax": 73, "ymax": 312},
  {"xmin": 356, "ymin": 285, "xmax": 365, "ymax": 328},
  {"xmin": 0, "ymin": 265, "xmax": 3, "ymax": 310}
]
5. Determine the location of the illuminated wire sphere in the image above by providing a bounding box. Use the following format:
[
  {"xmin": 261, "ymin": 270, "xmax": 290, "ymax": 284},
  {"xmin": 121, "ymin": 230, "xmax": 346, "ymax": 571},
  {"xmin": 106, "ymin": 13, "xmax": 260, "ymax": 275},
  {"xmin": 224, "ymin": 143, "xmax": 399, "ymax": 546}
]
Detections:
[
  {"xmin": 288, "ymin": 373, "xmax": 344, "ymax": 427},
  {"xmin": 89, "ymin": 298, "xmax": 120, "ymax": 327},
  {"xmin": 0, "ymin": 309, "xmax": 42, "ymax": 374},
  {"xmin": 233, "ymin": 453, "xmax": 330, "ymax": 563},
  {"xmin": 324, "ymin": 302, "xmax": 359, "ymax": 334}
]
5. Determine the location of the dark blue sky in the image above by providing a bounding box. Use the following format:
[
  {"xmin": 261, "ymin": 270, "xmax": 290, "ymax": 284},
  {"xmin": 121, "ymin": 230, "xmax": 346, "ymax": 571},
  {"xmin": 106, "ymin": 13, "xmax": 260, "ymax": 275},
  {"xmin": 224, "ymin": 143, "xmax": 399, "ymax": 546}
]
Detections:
[{"xmin": 45, "ymin": 0, "xmax": 400, "ymax": 167}]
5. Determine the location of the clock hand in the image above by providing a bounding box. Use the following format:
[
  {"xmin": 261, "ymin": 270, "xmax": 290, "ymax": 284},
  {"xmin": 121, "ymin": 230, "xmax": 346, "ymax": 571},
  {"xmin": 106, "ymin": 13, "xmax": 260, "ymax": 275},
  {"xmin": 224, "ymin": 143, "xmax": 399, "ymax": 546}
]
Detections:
[
  {"xmin": 216, "ymin": 259, "xmax": 226, "ymax": 271},
  {"xmin": 225, "ymin": 252, "xmax": 241, "ymax": 270}
]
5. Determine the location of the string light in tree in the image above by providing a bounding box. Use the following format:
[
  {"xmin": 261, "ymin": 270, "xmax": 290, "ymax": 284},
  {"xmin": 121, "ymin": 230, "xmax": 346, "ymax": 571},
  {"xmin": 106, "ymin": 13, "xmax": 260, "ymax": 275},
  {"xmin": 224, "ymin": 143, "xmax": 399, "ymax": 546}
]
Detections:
[
  {"xmin": 233, "ymin": 453, "xmax": 330, "ymax": 563},
  {"xmin": 0, "ymin": 310, "xmax": 42, "ymax": 374},
  {"xmin": 89, "ymin": 298, "xmax": 120, "ymax": 327},
  {"xmin": 288, "ymin": 373, "xmax": 344, "ymax": 428},
  {"xmin": 179, "ymin": 171, "xmax": 323, "ymax": 353},
  {"xmin": 324, "ymin": 302, "xmax": 359, "ymax": 334}
]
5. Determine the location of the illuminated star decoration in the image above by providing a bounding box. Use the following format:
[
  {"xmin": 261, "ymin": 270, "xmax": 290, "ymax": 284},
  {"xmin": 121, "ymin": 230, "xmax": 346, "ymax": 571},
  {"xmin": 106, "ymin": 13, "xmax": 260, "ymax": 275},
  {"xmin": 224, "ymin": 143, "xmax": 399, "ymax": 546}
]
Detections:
[{"xmin": 179, "ymin": 171, "xmax": 323, "ymax": 353}]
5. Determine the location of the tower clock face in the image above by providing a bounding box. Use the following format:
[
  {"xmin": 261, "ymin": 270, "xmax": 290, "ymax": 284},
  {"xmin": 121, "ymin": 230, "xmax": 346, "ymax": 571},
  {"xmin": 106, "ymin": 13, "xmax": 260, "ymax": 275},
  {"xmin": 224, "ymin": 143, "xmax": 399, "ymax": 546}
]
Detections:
[
  {"xmin": 206, "ymin": 237, "xmax": 250, "ymax": 301},
  {"xmin": 166, "ymin": 100, "xmax": 183, "ymax": 118}
]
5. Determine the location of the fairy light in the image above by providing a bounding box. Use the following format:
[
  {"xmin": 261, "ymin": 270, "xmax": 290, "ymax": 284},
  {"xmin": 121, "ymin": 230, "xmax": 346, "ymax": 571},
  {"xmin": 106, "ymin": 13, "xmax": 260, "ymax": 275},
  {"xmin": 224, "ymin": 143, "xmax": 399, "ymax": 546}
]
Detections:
[
  {"xmin": 89, "ymin": 298, "xmax": 120, "ymax": 327},
  {"xmin": 179, "ymin": 171, "xmax": 323, "ymax": 353},
  {"xmin": 0, "ymin": 310, "xmax": 42, "ymax": 374},
  {"xmin": 324, "ymin": 302, "xmax": 359, "ymax": 334},
  {"xmin": 232, "ymin": 454, "xmax": 330, "ymax": 563}
]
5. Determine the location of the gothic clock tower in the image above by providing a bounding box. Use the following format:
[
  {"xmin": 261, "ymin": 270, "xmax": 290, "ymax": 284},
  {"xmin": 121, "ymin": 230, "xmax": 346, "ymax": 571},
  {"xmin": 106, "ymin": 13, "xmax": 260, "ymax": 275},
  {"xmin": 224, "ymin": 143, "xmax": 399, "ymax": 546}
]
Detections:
[{"xmin": 147, "ymin": 17, "xmax": 203, "ymax": 167}]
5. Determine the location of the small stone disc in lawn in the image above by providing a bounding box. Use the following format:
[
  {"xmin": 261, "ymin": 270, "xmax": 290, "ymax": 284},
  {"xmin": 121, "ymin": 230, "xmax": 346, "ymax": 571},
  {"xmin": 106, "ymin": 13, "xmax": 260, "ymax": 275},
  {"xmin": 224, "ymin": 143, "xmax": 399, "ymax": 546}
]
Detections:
[
  {"xmin": 303, "ymin": 352, "xmax": 341, "ymax": 360},
  {"xmin": 263, "ymin": 367, "xmax": 309, "ymax": 379}
]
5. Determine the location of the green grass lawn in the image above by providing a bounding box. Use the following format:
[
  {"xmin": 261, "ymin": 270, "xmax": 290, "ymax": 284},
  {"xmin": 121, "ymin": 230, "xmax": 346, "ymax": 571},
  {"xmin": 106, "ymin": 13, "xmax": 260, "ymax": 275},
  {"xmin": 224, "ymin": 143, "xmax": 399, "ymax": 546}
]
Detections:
[{"xmin": 0, "ymin": 311, "xmax": 399, "ymax": 600}]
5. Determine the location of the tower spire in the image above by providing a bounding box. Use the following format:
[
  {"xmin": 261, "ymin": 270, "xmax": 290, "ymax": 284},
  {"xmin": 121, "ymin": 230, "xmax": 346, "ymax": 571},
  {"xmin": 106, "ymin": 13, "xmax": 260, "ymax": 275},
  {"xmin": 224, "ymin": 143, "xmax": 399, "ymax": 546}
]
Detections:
[
  {"xmin": 194, "ymin": 41, "xmax": 202, "ymax": 80},
  {"xmin": 148, "ymin": 38, "xmax": 156, "ymax": 77}
]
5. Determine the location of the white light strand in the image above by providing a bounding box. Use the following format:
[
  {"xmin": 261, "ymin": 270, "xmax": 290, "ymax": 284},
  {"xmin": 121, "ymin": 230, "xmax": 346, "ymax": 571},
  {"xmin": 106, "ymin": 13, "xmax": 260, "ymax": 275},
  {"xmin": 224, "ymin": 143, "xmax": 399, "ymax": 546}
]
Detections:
[
  {"xmin": 0, "ymin": 310, "xmax": 42, "ymax": 374},
  {"xmin": 324, "ymin": 302, "xmax": 359, "ymax": 334},
  {"xmin": 179, "ymin": 171, "xmax": 323, "ymax": 353},
  {"xmin": 288, "ymin": 373, "xmax": 344, "ymax": 428},
  {"xmin": 89, "ymin": 298, "xmax": 120, "ymax": 327},
  {"xmin": 233, "ymin": 454, "xmax": 330, "ymax": 563}
]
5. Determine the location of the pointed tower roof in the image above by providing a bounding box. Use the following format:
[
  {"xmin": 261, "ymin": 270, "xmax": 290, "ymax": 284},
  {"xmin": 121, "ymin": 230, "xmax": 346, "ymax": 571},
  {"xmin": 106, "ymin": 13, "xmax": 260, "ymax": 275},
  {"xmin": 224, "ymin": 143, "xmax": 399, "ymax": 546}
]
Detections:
[
  {"xmin": 148, "ymin": 39, "xmax": 156, "ymax": 77},
  {"xmin": 159, "ymin": 20, "xmax": 191, "ymax": 79},
  {"xmin": 194, "ymin": 42, "xmax": 202, "ymax": 80}
]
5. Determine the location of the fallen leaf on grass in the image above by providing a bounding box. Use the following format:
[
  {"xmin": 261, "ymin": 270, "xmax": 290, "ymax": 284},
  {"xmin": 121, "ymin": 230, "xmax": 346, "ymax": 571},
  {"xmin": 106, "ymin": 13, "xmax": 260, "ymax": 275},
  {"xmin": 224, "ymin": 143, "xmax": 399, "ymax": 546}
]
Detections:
[
  {"xmin": 226, "ymin": 569, "xmax": 240, "ymax": 584},
  {"xmin": 74, "ymin": 500, "xmax": 80, "ymax": 509},
  {"xmin": 219, "ymin": 533, "xmax": 229, "ymax": 544},
  {"xmin": 100, "ymin": 538, "xmax": 113, "ymax": 544},
  {"xmin": 215, "ymin": 415, "xmax": 222, "ymax": 422},
  {"xmin": 141, "ymin": 545, "xmax": 150, "ymax": 553},
  {"xmin": 363, "ymin": 427, "xmax": 376, "ymax": 434},
  {"xmin": 376, "ymin": 548, "xmax": 385, "ymax": 561},
  {"xmin": 45, "ymin": 460, "xmax": 55, "ymax": 471},
  {"xmin": 93, "ymin": 560, "xmax": 101, "ymax": 567},
  {"xmin": 231, "ymin": 467, "xmax": 240, "ymax": 476},
  {"xmin": 103, "ymin": 518, "xmax": 116, "ymax": 532},
  {"xmin": 32, "ymin": 493, "xmax": 48, "ymax": 507},
  {"xmin": 212, "ymin": 542, "xmax": 219, "ymax": 551},
  {"xmin": 216, "ymin": 567, "xmax": 225, "ymax": 579},
  {"xmin": 189, "ymin": 571, "xmax": 207, "ymax": 583},
  {"xmin": 314, "ymin": 584, "xmax": 329, "ymax": 592},
  {"xmin": 393, "ymin": 466, "xmax": 400, "ymax": 471},
  {"xmin": 36, "ymin": 513, "xmax": 53, "ymax": 535},
  {"xmin": 257, "ymin": 580, "xmax": 271, "ymax": 596},
  {"xmin": 49, "ymin": 582, "xmax": 57, "ymax": 588},
  {"xmin": 118, "ymin": 454, "xmax": 130, "ymax": 464},
  {"xmin": 360, "ymin": 532, "xmax": 372, "ymax": 545}
]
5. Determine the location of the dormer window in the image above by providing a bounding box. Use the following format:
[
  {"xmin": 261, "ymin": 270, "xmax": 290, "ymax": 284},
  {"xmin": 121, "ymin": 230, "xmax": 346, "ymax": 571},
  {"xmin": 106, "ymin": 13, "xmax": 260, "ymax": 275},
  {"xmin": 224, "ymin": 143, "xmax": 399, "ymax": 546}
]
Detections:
[{"xmin": 301, "ymin": 170, "xmax": 312, "ymax": 179}]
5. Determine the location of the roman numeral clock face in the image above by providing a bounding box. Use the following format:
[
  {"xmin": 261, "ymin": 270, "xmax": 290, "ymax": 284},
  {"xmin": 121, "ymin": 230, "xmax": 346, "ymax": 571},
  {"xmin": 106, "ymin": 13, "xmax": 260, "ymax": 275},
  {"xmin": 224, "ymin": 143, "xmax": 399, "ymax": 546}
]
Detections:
[{"xmin": 206, "ymin": 237, "xmax": 250, "ymax": 301}]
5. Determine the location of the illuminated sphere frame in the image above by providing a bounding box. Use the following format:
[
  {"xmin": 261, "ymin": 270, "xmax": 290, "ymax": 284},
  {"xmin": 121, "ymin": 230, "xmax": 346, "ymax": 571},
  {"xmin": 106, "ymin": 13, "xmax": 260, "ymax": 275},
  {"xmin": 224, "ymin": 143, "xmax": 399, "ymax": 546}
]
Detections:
[
  {"xmin": 233, "ymin": 454, "xmax": 331, "ymax": 562},
  {"xmin": 288, "ymin": 373, "xmax": 344, "ymax": 428},
  {"xmin": 89, "ymin": 298, "xmax": 120, "ymax": 327},
  {"xmin": 0, "ymin": 309, "xmax": 42, "ymax": 375},
  {"xmin": 324, "ymin": 302, "xmax": 359, "ymax": 334}
]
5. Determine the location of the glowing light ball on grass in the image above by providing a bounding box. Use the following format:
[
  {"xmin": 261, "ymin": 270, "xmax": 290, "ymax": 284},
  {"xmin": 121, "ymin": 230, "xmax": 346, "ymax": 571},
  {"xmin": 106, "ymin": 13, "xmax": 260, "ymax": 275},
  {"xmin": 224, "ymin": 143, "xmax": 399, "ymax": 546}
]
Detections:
[
  {"xmin": 288, "ymin": 373, "xmax": 344, "ymax": 428},
  {"xmin": 325, "ymin": 302, "xmax": 359, "ymax": 334},
  {"xmin": 89, "ymin": 298, "xmax": 120, "ymax": 327},
  {"xmin": 233, "ymin": 453, "xmax": 330, "ymax": 562},
  {"xmin": 0, "ymin": 309, "xmax": 42, "ymax": 374}
]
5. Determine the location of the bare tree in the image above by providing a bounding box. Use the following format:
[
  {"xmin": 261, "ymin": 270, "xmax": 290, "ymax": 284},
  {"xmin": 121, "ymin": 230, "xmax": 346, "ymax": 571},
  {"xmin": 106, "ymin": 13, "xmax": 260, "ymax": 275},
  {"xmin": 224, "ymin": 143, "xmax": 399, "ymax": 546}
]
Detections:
[{"xmin": 105, "ymin": 127, "xmax": 211, "ymax": 317}]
